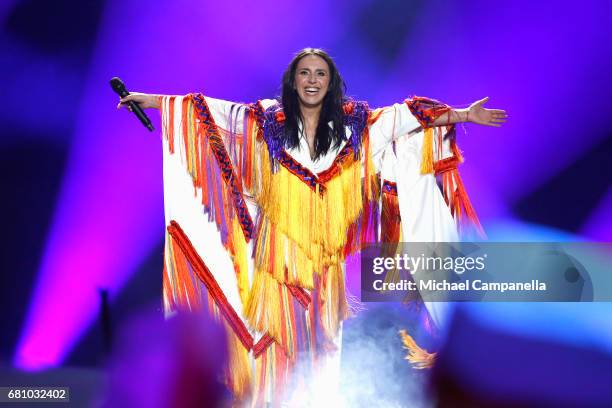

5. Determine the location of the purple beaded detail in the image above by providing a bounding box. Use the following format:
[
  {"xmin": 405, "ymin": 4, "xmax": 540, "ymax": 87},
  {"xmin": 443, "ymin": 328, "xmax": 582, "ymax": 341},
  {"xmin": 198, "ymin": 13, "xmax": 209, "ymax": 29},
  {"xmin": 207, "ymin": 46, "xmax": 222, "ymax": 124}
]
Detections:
[
  {"xmin": 343, "ymin": 101, "xmax": 370, "ymax": 159},
  {"xmin": 251, "ymin": 99, "xmax": 370, "ymax": 173},
  {"xmin": 382, "ymin": 180, "xmax": 398, "ymax": 196},
  {"xmin": 261, "ymin": 103, "xmax": 286, "ymax": 171}
]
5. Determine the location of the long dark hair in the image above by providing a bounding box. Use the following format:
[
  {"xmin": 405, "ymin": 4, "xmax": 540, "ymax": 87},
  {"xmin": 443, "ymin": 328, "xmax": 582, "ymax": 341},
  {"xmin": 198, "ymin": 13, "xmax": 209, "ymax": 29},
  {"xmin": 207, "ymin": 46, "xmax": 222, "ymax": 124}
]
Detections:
[{"xmin": 281, "ymin": 48, "xmax": 347, "ymax": 161}]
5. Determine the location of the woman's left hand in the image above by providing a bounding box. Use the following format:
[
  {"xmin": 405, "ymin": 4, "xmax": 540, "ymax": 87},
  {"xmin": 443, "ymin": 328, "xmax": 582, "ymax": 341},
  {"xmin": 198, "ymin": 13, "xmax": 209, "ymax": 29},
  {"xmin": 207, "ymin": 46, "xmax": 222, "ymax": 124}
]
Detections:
[{"xmin": 466, "ymin": 97, "xmax": 507, "ymax": 127}]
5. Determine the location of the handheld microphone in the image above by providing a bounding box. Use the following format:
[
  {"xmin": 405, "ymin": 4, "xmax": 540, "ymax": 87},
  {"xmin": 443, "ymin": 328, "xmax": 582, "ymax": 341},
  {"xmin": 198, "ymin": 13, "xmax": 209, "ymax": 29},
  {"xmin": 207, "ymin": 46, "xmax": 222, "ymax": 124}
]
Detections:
[{"xmin": 110, "ymin": 77, "xmax": 154, "ymax": 131}]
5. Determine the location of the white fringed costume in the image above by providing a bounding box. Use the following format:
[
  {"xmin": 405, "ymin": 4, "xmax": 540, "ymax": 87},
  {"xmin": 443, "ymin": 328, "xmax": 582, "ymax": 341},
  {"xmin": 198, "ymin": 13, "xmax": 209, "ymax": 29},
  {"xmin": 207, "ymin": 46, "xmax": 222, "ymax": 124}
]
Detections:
[{"xmin": 159, "ymin": 93, "xmax": 482, "ymax": 406}]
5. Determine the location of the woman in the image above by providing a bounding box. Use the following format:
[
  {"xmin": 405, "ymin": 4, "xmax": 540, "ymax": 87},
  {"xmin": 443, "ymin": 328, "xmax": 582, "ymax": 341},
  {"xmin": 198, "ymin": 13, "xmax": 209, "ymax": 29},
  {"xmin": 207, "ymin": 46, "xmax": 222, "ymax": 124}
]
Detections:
[{"xmin": 118, "ymin": 48, "xmax": 506, "ymax": 406}]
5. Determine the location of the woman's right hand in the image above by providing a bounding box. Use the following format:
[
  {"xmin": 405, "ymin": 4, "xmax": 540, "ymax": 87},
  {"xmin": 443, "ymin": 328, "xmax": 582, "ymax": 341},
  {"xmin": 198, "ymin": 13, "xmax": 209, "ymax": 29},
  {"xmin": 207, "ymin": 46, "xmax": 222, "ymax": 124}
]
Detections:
[{"xmin": 117, "ymin": 92, "xmax": 160, "ymax": 110}]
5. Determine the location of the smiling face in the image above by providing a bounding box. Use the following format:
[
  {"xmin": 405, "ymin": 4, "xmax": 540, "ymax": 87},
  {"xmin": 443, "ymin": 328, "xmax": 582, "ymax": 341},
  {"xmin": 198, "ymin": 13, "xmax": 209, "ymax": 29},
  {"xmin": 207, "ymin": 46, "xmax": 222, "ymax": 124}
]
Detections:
[{"xmin": 293, "ymin": 54, "xmax": 330, "ymax": 109}]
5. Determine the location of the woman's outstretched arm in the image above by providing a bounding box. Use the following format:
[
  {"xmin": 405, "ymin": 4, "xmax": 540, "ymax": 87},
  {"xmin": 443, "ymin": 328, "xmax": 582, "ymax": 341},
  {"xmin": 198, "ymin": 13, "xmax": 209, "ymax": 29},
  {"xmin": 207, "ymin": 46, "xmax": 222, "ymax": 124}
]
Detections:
[
  {"xmin": 432, "ymin": 96, "xmax": 507, "ymax": 127},
  {"xmin": 117, "ymin": 92, "xmax": 161, "ymax": 110}
]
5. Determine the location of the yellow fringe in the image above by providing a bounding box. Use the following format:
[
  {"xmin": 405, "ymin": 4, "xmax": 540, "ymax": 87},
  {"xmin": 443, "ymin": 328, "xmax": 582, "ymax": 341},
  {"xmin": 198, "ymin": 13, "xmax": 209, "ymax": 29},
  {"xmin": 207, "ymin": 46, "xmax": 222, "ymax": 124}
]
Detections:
[
  {"xmin": 420, "ymin": 127, "xmax": 434, "ymax": 174},
  {"xmin": 254, "ymin": 217, "xmax": 315, "ymax": 289},
  {"xmin": 163, "ymin": 96, "xmax": 260, "ymax": 311},
  {"xmin": 230, "ymin": 217, "xmax": 250, "ymax": 308},
  {"xmin": 185, "ymin": 98, "xmax": 197, "ymax": 179},
  {"xmin": 399, "ymin": 219, "xmax": 403, "ymax": 241},
  {"xmin": 281, "ymin": 282, "xmax": 295, "ymax": 357},
  {"xmin": 247, "ymin": 126, "xmax": 377, "ymax": 346},
  {"xmin": 257, "ymin": 151, "xmax": 365, "ymax": 279},
  {"xmin": 243, "ymin": 112, "xmax": 261, "ymax": 196},
  {"xmin": 320, "ymin": 264, "xmax": 350, "ymax": 340},
  {"xmin": 244, "ymin": 270, "xmax": 284, "ymax": 345},
  {"xmin": 245, "ymin": 261, "xmax": 349, "ymax": 349},
  {"xmin": 399, "ymin": 329, "xmax": 437, "ymax": 369},
  {"xmin": 248, "ymin": 118, "xmax": 378, "ymax": 290},
  {"xmin": 225, "ymin": 321, "xmax": 253, "ymax": 400}
]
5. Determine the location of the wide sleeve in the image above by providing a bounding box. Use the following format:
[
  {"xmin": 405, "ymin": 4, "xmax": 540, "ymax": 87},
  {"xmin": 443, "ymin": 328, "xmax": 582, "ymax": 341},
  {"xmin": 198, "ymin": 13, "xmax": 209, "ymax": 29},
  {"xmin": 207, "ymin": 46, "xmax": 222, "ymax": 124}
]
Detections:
[
  {"xmin": 158, "ymin": 94, "xmax": 274, "ymax": 397},
  {"xmin": 367, "ymin": 102, "xmax": 423, "ymax": 173},
  {"xmin": 368, "ymin": 96, "xmax": 483, "ymax": 243}
]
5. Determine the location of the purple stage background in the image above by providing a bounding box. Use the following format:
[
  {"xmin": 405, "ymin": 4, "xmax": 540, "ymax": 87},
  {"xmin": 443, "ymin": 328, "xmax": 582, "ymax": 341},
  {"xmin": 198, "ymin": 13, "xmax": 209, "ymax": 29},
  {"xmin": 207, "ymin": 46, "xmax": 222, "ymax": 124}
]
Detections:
[{"xmin": 1, "ymin": 0, "xmax": 610, "ymax": 392}]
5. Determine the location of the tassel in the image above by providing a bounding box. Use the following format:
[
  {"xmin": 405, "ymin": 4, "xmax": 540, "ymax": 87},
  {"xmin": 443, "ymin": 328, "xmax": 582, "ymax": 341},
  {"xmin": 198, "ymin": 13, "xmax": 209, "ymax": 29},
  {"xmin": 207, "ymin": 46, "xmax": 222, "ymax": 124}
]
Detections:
[
  {"xmin": 399, "ymin": 329, "xmax": 436, "ymax": 369},
  {"xmin": 420, "ymin": 127, "xmax": 434, "ymax": 174}
]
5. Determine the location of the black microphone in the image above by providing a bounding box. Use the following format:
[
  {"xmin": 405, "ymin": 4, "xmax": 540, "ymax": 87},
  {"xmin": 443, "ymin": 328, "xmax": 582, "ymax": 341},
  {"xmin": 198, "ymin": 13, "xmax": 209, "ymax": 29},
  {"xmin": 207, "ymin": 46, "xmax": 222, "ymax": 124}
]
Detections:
[{"xmin": 110, "ymin": 77, "xmax": 154, "ymax": 131}]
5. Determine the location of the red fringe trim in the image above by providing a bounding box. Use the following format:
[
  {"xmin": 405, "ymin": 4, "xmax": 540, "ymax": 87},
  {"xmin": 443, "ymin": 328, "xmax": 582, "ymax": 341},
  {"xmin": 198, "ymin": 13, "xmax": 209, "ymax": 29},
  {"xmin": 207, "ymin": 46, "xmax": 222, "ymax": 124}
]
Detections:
[
  {"xmin": 192, "ymin": 94, "xmax": 255, "ymax": 241},
  {"xmin": 436, "ymin": 164, "xmax": 485, "ymax": 238},
  {"xmin": 449, "ymin": 169, "xmax": 486, "ymax": 238},
  {"xmin": 434, "ymin": 157, "xmax": 462, "ymax": 175},
  {"xmin": 405, "ymin": 96, "xmax": 452, "ymax": 129},
  {"xmin": 167, "ymin": 220, "xmax": 316, "ymax": 358},
  {"xmin": 275, "ymin": 141, "xmax": 360, "ymax": 195},
  {"xmin": 162, "ymin": 259, "xmax": 176, "ymax": 311},
  {"xmin": 286, "ymin": 285, "xmax": 312, "ymax": 309},
  {"xmin": 253, "ymin": 334, "xmax": 275, "ymax": 358},
  {"xmin": 167, "ymin": 220, "xmax": 254, "ymax": 350},
  {"xmin": 251, "ymin": 100, "xmax": 367, "ymax": 194}
]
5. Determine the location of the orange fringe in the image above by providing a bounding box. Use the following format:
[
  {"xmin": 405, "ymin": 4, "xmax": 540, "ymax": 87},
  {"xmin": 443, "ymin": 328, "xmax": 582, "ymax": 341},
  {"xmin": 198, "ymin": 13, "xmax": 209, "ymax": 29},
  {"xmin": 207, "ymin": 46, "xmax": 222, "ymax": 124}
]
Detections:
[
  {"xmin": 399, "ymin": 329, "xmax": 437, "ymax": 369},
  {"xmin": 434, "ymin": 135, "xmax": 485, "ymax": 238},
  {"xmin": 225, "ymin": 322, "xmax": 253, "ymax": 401},
  {"xmin": 439, "ymin": 169, "xmax": 486, "ymax": 238},
  {"xmin": 166, "ymin": 230, "xmax": 254, "ymax": 401},
  {"xmin": 166, "ymin": 233, "xmax": 202, "ymax": 310},
  {"xmin": 161, "ymin": 95, "xmax": 254, "ymax": 309},
  {"xmin": 381, "ymin": 191, "xmax": 401, "ymax": 244}
]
